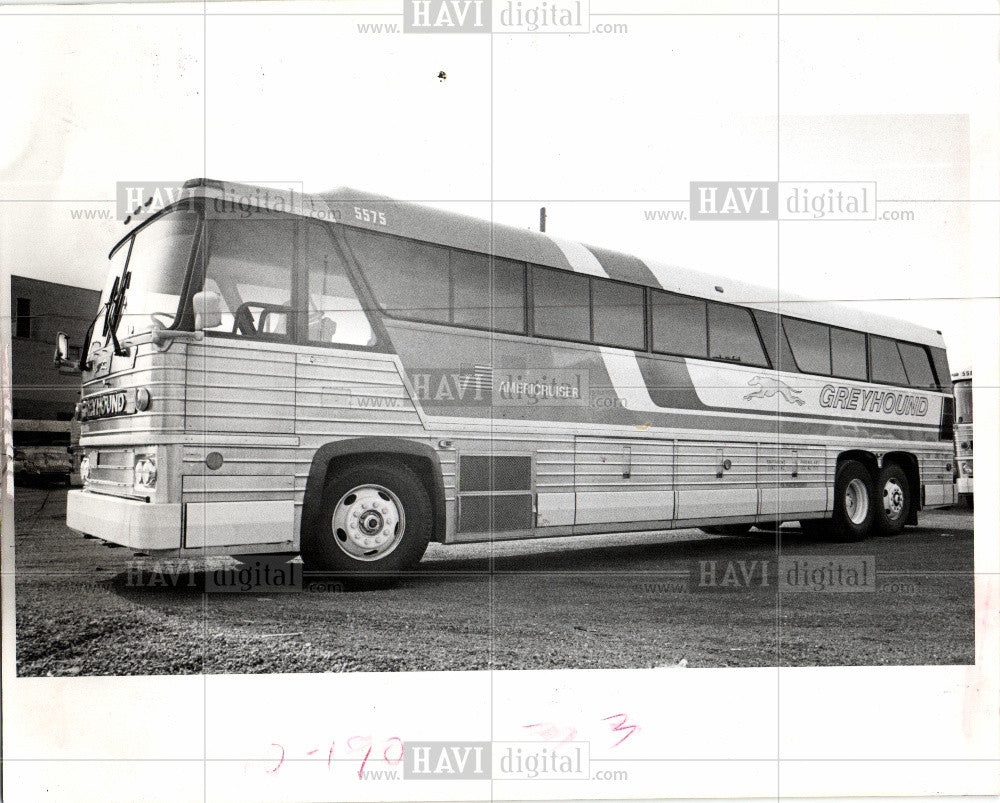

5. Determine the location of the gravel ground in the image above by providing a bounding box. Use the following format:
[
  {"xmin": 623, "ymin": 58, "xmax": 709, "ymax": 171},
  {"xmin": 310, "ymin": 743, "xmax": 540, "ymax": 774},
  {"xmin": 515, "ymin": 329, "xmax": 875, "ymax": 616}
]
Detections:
[{"xmin": 13, "ymin": 486, "xmax": 974, "ymax": 676}]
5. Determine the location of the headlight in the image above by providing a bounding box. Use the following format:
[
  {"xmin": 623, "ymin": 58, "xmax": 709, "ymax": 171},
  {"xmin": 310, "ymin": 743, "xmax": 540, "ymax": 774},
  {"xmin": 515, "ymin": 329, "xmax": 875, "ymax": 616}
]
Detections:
[
  {"xmin": 961, "ymin": 461, "xmax": 973, "ymax": 477},
  {"xmin": 79, "ymin": 456, "xmax": 90, "ymax": 483},
  {"xmin": 133, "ymin": 453, "xmax": 157, "ymax": 488}
]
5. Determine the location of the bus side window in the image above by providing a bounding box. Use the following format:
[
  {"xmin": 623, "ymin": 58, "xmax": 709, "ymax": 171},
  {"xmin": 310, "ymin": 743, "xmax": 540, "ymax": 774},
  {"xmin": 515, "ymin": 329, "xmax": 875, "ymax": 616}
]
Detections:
[
  {"xmin": 592, "ymin": 277, "xmax": 645, "ymax": 350},
  {"xmin": 831, "ymin": 327, "xmax": 867, "ymax": 380},
  {"xmin": 650, "ymin": 291, "xmax": 707, "ymax": 358},
  {"xmin": 450, "ymin": 252, "xmax": 527, "ymax": 335},
  {"xmin": 783, "ymin": 317, "xmax": 831, "ymax": 375},
  {"xmin": 869, "ymin": 335, "xmax": 908, "ymax": 387},
  {"xmin": 344, "ymin": 227, "xmax": 449, "ymax": 324},
  {"xmin": 305, "ymin": 224, "xmax": 375, "ymax": 347},
  {"xmin": 706, "ymin": 302, "xmax": 767, "ymax": 366},
  {"xmin": 897, "ymin": 341, "xmax": 936, "ymax": 389},
  {"xmin": 204, "ymin": 217, "xmax": 295, "ymax": 340},
  {"xmin": 532, "ymin": 266, "xmax": 591, "ymax": 342}
]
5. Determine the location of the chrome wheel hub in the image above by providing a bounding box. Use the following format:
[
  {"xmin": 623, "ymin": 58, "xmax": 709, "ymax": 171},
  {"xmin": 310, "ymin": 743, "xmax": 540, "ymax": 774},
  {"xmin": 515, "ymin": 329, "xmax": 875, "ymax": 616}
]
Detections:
[
  {"xmin": 331, "ymin": 484, "xmax": 405, "ymax": 561},
  {"xmin": 844, "ymin": 478, "xmax": 869, "ymax": 525},
  {"xmin": 882, "ymin": 479, "xmax": 905, "ymax": 521}
]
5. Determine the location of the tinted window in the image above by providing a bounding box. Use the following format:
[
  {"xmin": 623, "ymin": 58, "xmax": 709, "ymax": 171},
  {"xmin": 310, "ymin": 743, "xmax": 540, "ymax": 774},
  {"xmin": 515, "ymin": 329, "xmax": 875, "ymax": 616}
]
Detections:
[
  {"xmin": 451, "ymin": 252, "xmax": 526, "ymax": 334},
  {"xmin": 344, "ymin": 228, "xmax": 449, "ymax": 323},
  {"xmin": 491, "ymin": 258, "xmax": 526, "ymax": 334},
  {"xmin": 869, "ymin": 335, "xmax": 908, "ymax": 386},
  {"xmin": 592, "ymin": 278, "xmax": 644, "ymax": 349},
  {"xmin": 651, "ymin": 291, "xmax": 707, "ymax": 357},
  {"xmin": 783, "ymin": 317, "xmax": 831, "ymax": 375},
  {"xmin": 532, "ymin": 267, "xmax": 590, "ymax": 342},
  {"xmin": 830, "ymin": 327, "xmax": 867, "ymax": 380},
  {"xmin": 450, "ymin": 250, "xmax": 491, "ymax": 327},
  {"xmin": 304, "ymin": 223, "xmax": 375, "ymax": 346},
  {"xmin": 708, "ymin": 303, "xmax": 767, "ymax": 366},
  {"xmin": 929, "ymin": 347, "xmax": 950, "ymax": 392},
  {"xmin": 897, "ymin": 342, "xmax": 936, "ymax": 389}
]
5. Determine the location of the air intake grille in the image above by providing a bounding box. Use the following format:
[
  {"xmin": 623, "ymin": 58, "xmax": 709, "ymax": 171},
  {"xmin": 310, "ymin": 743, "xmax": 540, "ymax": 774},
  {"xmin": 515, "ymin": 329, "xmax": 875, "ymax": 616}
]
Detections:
[
  {"xmin": 457, "ymin": 454, "xmax": 533, "ymax": 533},
  {"xmin": 459, "ymin": 455, "xmax": 531, "ymax": 492}
]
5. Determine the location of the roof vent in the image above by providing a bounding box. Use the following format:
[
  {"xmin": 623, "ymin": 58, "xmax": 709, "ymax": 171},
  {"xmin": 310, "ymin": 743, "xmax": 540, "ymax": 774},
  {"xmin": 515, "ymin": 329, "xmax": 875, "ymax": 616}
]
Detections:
[{"xmin": 714, "ymin": 285, "xmax": 724, "ymax": 293}]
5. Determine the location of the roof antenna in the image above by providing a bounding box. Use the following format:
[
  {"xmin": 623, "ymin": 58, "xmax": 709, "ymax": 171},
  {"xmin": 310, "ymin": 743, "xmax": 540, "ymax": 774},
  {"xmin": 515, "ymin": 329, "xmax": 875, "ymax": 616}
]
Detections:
[{"xmin": 539, "ymin": 206, "xmax": 546, "ymax": 232}]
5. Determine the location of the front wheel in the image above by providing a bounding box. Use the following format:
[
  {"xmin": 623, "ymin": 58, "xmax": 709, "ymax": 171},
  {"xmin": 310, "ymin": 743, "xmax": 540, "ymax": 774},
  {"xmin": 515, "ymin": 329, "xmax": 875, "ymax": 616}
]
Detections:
[
  {"xmin": 301, "ymin": 460, "xmax": 432, "ymax": 579},
  {"xmin": 873, "ymin": 462, "xmax": 911, "ymax": 536}
]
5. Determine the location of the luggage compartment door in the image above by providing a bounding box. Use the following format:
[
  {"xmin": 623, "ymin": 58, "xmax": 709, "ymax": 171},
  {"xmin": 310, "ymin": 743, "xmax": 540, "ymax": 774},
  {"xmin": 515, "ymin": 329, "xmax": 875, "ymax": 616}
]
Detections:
[
  {"xmin": 573, "ymin": 437, "xmax": 674, "ymax": 526},
  {"xmin": 674, "ymin": 441, "xmax": 757, "ymax": 522}
]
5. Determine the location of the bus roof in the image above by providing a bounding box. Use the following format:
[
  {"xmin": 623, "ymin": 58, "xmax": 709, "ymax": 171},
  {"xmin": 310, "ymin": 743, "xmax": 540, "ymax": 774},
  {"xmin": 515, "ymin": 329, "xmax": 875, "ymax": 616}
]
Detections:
[{"xmin": 179, "ymin": 178, "xmax": 946, "ymax": 349}]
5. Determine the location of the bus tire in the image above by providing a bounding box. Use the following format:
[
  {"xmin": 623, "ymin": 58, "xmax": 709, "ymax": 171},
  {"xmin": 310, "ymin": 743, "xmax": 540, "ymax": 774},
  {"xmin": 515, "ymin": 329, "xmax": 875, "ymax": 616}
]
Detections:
[
  {"xmin": 827, "ymin": 460, "xmax": 876, "ymax": 541},
  {"xmin": 301, "ymin": 459, "xmax": 432, "ymax": 579},
  {"xmin": 699, "ymin": 524, "xmax": 753, "ymax": 536},
  {"xmin": 873, "ymin": 461, "xmax": 911, "ymax": 536}
]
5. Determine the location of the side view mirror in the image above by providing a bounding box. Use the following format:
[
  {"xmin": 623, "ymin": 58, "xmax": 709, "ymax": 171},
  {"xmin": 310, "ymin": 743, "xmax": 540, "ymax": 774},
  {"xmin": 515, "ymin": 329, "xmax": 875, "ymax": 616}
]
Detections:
[
  {"xmin": 193, "ymin": 290, "xmax": 222, "ymax": 330},
  {"xmin": 53, "ymin": 332, "xmax": 80, "ymax": 373}
]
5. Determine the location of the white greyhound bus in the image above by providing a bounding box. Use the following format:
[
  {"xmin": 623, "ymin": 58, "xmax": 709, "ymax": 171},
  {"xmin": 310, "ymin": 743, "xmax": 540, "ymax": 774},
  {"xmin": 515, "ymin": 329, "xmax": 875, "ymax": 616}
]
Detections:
[{"xmin": 60, "ymin": 179, "xmax": 957, "ymax": 577}]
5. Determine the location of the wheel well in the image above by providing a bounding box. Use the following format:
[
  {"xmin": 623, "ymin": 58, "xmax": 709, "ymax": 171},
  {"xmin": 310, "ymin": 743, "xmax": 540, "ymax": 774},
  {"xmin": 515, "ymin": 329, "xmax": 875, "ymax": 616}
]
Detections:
[
  {"xmin": 836, "ymin": 449, "xmax": 920, "ymax": 524},
  {"xmin": 302, "ymin": 439, "xmax": 447, "ymax": 544},
  {"xmin": 836, "ymin": 449, "xmax": 879, "ymax": 481}
]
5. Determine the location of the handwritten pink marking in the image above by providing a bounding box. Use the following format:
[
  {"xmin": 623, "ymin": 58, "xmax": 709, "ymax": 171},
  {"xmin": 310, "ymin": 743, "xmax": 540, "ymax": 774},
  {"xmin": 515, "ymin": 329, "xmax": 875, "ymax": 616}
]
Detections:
[
  {"xmin": 524, "ymin": 722, "xmax": 578, "ymax": 745},
  {"xmin": 267, "ymin": 743, "xmax": 285, "ymax": 774},
  {"xmin": 602, "ymin": 713, "xmax": 640, "ymax": 747},
  {"xmin": 384, "ymin": 737, "xmax": 405, "ymax": 766},
  {"xmin": 347, "ymin": 735, "xmax": 374, "ymax": 778}
]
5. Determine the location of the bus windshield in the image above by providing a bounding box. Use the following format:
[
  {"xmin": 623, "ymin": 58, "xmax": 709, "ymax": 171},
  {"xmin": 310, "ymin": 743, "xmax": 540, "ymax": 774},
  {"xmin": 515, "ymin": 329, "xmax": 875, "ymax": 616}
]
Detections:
[
  {"xmin": 112, "ymin": 210, "xmax": 199, "ymax": 338},
  {"xmin": 953, "ymin": 380, "xmax": 973, "ymax": 424}
]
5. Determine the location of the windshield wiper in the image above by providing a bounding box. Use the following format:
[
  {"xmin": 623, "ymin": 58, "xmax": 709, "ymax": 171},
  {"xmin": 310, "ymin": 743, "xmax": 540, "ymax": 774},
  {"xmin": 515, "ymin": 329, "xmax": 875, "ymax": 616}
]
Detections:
[
  {"xmin": 79, "ymin": 271, "xmax": 130, "ymax": 370},
  {"xmin": 103, "ymin": 270, "xmax": 131, "ymax": 358},
  {"xmin": 77, "ymin": 299, "xmax": 111, "ymax": 371}
]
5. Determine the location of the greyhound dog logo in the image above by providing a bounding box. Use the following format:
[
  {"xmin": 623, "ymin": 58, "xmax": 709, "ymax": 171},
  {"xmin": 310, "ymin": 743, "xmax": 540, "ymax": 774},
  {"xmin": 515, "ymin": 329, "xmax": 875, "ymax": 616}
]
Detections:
[{"xmin": 743, "ymin": 375, "xmax": 805, "ymax": 406}]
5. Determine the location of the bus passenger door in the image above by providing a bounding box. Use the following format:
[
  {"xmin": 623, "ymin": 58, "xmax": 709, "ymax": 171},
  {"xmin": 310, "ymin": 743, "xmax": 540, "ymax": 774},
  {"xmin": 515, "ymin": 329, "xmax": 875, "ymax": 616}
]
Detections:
[
  {"xmin": 757, "ymin": 444, "xmax": 828, "ymax": 519},
  {"xmin": 573, "ymin": 437, "xmax": 673, "ymax": 526},
  {"xmin": 674, "ymin": 441, "xmax": 757, "ymax": 523}
]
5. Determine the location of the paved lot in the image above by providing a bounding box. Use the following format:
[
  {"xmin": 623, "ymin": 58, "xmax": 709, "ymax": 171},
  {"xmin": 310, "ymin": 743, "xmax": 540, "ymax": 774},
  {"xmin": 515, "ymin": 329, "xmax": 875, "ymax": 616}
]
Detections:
[{"xmin": 12, "ymin": 486, "xmax": 974, "ymax": 675}]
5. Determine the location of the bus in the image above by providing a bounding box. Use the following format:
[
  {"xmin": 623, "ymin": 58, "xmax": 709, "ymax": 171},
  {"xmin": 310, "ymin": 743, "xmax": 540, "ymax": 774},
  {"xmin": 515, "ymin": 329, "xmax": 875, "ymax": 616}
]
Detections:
[
  {"xmin": 60, "ymin": 178, "xmax": 956, "ymax": 578},
  {"xmin": 951, "ymin": 369, "xmax": 973, "ymax": 506}
]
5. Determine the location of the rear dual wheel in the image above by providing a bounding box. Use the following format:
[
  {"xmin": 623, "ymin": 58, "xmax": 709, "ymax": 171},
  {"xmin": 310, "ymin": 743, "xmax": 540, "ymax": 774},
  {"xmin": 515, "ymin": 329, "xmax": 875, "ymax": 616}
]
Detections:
[
  {"xmin": 873, "ymin": 461, "xmax": 911, "ymax": 536},
  {"xmin": 802, "ymin": 459, "xmax": 910, "ymax": 541}
]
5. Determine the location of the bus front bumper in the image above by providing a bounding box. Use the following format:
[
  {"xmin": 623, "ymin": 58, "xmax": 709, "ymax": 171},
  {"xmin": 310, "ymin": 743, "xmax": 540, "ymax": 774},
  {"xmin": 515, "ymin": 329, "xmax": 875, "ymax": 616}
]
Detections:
[{"xmin": 67, "ymin": 490, "xmax": 181, "ymax": 552}]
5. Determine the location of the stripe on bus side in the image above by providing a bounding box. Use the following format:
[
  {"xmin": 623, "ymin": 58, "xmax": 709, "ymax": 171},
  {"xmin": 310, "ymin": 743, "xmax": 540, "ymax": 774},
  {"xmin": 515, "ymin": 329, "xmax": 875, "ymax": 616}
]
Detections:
[
  {"xmin": 382, "ymin": 319, "xmax": 943, "ymax": 442},
  {"xmin": 584, "ymin": 244, "xmax": 663, "ymax": 288},
  {"xmin": 550, "ymin": 236, "xmax": 659, "ymax": 421}
]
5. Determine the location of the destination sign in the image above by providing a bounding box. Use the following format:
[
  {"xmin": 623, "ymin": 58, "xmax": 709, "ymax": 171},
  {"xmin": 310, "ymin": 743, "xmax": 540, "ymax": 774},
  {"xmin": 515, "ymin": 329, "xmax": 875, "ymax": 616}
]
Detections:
[{"xmin": 81, "ymin": 390, "xmax": 133, "ymax": 421}]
